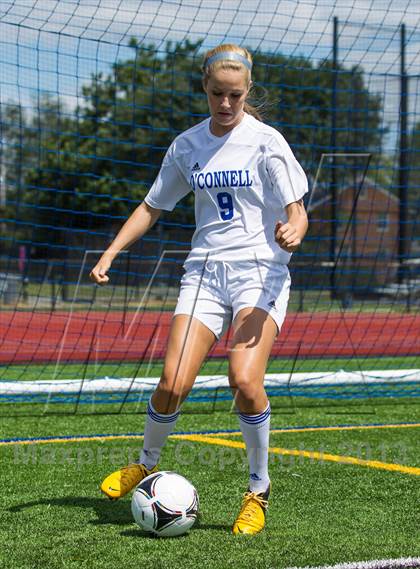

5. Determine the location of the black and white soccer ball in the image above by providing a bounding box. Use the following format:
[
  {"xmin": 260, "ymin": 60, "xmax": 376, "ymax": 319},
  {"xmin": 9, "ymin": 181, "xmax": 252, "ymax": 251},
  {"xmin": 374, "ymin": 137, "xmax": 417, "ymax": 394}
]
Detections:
[{"xmin": 131, "ymin": 471, "xmax": 199, "ymax": 537}]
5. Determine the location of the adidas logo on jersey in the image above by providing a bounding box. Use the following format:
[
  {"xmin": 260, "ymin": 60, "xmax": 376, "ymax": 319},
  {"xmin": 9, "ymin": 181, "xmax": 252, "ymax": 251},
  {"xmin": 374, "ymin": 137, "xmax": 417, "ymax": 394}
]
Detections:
[{"xmin": 191, "ymin": 162, "xmax": 201, "ymax": 172}]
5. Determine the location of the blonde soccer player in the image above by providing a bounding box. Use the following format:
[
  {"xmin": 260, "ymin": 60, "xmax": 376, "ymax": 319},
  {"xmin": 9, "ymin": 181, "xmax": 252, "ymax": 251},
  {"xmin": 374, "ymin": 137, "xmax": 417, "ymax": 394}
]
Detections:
[{"xmin": 90, "ymin": 43, "xmax": 308, "ymax": 535}]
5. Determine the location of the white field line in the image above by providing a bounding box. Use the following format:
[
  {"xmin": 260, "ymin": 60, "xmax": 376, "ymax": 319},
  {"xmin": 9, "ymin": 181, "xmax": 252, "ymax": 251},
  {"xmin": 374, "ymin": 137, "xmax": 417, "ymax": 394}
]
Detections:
[
  {"xmin": 285, "ymin": 557, "xmax": 420, "ymax": 569},
  {"xmin": 0, "ymin": 370, "xmax": 419, "ymax": 395}
]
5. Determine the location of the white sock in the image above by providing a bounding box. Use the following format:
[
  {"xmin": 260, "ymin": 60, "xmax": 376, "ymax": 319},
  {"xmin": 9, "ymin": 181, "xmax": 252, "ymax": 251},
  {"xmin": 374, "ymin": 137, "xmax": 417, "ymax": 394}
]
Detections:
[
  {"xmin": 139, "ymin": 398, "xmax": 180, "ymax": 469},
  {"xmin": 237, "ymin": 403, "xmax": 271, "ymax": 493}
]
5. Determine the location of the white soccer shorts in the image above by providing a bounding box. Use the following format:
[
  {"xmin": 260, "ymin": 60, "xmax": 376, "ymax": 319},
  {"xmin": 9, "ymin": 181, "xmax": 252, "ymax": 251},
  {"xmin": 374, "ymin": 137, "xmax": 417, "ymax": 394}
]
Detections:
[{"xmin": 174, "ymin": 259, "xmax": 291, "ymax": 339}]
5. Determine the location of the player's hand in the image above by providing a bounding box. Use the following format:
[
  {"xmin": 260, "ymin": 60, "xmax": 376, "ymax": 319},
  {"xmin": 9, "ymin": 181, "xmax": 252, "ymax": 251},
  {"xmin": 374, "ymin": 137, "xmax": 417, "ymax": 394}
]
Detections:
[
  {"xmin": 89, "ymin": 257, "xmax": 111, "ymax": 285},
  {"xmin": 274, "ymin": 221, "xmax": 302, "ymax": 252}
]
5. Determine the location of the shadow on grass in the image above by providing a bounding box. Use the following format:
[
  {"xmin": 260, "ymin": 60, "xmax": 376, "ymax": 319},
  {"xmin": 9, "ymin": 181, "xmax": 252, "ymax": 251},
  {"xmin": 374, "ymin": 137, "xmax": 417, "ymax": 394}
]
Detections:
[
  {"xmin": 121, "ymin": 521, "xmax": 230, "ymax": 538},
  {"xmin": 120, "ymin": 528, "xmax": 158, "ymax": 539},
  {"xmin": 9, "ymin": 495, "xmax": 133, "ymax": 525},
  {"xmin": 194, "ymin": 522, "xmax": 231, "ymax": 531},
  {"xmin": 121, "ymin": 528, "xmax": 181, "ymax": 539},
  {"xmin": 9, "ymin": 498, "xmax": 232, "ymax": 533}
]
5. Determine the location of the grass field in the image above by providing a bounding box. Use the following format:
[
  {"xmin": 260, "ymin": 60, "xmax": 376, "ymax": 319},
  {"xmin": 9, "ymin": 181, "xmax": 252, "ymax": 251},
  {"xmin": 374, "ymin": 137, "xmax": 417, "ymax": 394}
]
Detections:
[
  {"xmin": 2, "ymin": 355, "xmax": 419, "ymax": 381},
  {"xmin": 10, "ymin": 283, "xmax": 416, "ymax": 314},
  {"xmin": 1, "ymin": 356, "xmax": 419, "ymax": 418},
  {"xmin": 1, "ymin": 396, "xmax": 419, "ymax": 569}
]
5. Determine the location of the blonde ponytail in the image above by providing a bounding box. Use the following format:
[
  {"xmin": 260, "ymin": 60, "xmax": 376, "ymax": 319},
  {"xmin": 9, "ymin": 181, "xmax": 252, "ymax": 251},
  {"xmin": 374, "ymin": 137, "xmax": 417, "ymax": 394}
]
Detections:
[{"xmin": 244, "ymin": 101, "xmax": 263, "ymax": 122}]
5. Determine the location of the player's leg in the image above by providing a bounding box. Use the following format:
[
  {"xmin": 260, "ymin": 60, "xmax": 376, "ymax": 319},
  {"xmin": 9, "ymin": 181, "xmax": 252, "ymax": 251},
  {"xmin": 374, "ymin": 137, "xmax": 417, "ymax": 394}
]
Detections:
[
  {"xmin": 101, "ymin": 314, "xmax": 216, "ymax": 499},
  {"xmin": 139, "ymin": 314, "xmax": 216, "ymax": 467},
  {"xmin": 229, "ymin": 306, "xmax": 277, "ymax": 534},
  {"xmin": 150, "ymin": 314, "xmax": 217, "ymax": 414}
]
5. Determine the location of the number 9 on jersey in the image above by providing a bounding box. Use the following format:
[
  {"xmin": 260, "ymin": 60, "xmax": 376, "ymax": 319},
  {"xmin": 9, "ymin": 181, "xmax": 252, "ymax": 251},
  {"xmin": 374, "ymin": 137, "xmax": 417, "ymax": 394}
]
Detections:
[{"xmin": 216, "ymin": 192, "xmax": 234, "ymax": 220}]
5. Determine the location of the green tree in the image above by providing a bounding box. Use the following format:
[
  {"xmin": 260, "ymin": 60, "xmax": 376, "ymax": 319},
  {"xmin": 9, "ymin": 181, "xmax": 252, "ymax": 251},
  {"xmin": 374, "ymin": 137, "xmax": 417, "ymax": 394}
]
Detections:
[
  {"xmin": 408, "ymin": 121, "xmax": 420, "ymax": 201},
  {"xmin": 3, "ymin": 39, "xmax": 386, "ymax": 256},
  {"xmin": 407, "ymin": 121, "xmax": 420, "ymax": 245},
  {"xmin": 251, "ymin": 54, "xmax": 385, "ymax": 164}
]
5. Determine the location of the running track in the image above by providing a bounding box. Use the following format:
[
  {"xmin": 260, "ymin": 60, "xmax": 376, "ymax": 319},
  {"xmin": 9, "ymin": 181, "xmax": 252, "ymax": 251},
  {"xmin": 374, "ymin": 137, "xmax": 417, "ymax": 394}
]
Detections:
[{"xmin": 0, "ymin": 310, "xmax": 418, "ymax": 364}]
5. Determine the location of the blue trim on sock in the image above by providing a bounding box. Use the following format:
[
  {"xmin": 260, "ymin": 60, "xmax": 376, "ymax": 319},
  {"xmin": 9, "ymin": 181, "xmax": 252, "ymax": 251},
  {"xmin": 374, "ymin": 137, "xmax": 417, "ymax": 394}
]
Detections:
[
  {"xmin": 238, "ymin": 405, "xmax": 271, "ymax": 425},
  {"xmin": 147, "ymin": 401, "xmax": 180, "ymax": 424}
]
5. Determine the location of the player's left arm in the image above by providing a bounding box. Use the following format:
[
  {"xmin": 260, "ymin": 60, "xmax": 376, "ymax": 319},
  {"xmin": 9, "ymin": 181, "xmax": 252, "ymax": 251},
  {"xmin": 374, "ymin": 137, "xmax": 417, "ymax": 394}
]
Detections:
[{"xmin": 274, "ymin": 199, "xmax": 308, "ymax": 253}]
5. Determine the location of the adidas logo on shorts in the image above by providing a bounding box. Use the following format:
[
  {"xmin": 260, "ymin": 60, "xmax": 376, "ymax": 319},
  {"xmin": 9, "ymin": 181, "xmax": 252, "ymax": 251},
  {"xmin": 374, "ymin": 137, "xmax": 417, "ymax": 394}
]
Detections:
[
  {"xmin": 191, "ymin": 162, "xmax": 201, "ymax": 172},
  {"xmin": 268, "ymin": 299, "xmax": 276, "ymax": 308}
]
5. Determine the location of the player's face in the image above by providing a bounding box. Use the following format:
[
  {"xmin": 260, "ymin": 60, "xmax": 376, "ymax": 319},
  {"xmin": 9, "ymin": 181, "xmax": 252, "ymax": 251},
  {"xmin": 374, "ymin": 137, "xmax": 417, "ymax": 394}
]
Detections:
[{"xmin": 204, "ymin": 68, "xmax": 250, "ymax": 136}]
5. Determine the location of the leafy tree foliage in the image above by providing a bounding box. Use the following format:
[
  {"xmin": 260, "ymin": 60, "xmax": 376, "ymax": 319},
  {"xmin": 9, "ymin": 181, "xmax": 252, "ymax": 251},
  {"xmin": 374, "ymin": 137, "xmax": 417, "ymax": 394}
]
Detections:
[
  {"xmin": 408, "ymin": 121, "xmax": 420, "ymax": 201},
  {"xmin": 2, "ymin": 39, "xmax": 385, "ymax": 255}
]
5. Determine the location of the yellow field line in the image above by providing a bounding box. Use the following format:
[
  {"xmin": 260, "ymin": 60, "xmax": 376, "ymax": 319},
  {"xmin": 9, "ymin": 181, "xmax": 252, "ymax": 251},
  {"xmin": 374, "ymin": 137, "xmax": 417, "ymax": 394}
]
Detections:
[
  {"xmin": 172, "ymin": 434, "xmax": 420, "ymax": 477},
  {"xmin": 2, "ymin": 426, "xmax": 419, "ymax": 476},
  {"xmin": 1, "ymin": 422, "xmax": 419, "ymax": 446},
  {"xmin": 216, "ymin": 422, "xmax": 420, "ymax": 436}
]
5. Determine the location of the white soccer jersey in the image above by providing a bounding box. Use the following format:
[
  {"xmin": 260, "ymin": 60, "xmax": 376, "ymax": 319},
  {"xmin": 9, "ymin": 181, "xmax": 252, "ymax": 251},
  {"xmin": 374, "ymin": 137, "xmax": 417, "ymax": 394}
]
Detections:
[{"xmin": 144, "ymin": 113, "xmax": 308, "ymax": 264}]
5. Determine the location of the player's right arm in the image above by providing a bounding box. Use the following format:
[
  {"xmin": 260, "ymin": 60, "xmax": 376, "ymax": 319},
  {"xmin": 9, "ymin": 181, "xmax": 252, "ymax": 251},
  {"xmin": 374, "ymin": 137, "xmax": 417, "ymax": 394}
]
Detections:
[{"xmin": 89, "ymin": 201, "xmax": 162, "ymax": 285}]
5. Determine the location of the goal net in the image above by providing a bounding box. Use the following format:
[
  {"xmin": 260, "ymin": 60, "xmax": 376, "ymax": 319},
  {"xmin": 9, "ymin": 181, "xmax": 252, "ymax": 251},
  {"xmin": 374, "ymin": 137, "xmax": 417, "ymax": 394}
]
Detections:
[{"xmin": 0, "ymin": 1, "xmax": 419, "ymax": 414}]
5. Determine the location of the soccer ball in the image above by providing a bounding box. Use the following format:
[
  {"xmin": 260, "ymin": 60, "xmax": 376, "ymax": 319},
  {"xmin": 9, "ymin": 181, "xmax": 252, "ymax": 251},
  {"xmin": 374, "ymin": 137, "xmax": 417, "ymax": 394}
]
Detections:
[{"xmin": 131, "ymin": 471, "xmax": 199, "ymax": 537}]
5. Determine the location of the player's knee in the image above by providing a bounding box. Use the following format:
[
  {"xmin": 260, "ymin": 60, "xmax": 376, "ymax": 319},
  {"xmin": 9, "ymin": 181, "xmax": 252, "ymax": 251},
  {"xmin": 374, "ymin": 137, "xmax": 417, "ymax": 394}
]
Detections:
[
  {"xmin": 156, "ymin": 373, "xmax": 191, "ymax": 404},
  {"xmin": 229, "ymin": 370, "xmax": 261, "ymax": 402}
]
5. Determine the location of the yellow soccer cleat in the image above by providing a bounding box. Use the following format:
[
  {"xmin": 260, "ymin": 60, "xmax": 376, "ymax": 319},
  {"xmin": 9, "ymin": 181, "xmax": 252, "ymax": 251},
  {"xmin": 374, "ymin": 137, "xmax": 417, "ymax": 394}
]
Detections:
[
  {"xmin": 100, "ymin": 463, "xmax": 158, "ymax": 500},
  {"xmin": 232, "ymin": 485, "xmax": 270, "ymax": 535}
]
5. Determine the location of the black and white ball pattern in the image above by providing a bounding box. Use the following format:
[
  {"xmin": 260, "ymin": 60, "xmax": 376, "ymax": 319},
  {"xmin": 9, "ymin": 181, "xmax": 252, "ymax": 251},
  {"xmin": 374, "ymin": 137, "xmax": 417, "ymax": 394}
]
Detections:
[{"xmin": 131, "ymin": 471, "xmax": 199, "ymax": 537}]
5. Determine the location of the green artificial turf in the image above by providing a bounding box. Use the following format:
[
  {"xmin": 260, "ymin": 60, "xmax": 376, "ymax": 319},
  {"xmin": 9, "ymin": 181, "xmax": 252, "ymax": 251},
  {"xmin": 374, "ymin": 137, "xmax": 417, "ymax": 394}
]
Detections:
[{"xmin": 1, "ymin": 402, "xmax": 419, "ymax": 569}]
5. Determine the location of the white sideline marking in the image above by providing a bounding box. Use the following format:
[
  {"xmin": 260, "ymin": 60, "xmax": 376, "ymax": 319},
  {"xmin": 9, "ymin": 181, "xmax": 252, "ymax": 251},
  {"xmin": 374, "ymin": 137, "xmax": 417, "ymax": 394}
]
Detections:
[
  {"xmin": 285, "ymin": 556, "xmax": 420, "ymax": 569},
  {"xmin": 0, "ymin": 370, "xmax": 419, "ymax": 395}
]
